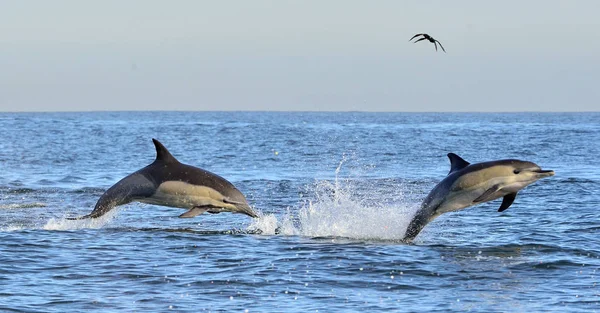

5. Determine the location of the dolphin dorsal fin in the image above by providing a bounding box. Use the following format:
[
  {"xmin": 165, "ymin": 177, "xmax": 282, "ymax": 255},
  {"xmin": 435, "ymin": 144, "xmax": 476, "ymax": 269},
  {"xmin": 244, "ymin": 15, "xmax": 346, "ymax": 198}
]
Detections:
[
  {"xmin": 447, "ymin": 153, "xmax": 470, "ymax": 174},
  {"xmin": 152, "ymin": 138, "xmax": 177, "ymax": 163}
]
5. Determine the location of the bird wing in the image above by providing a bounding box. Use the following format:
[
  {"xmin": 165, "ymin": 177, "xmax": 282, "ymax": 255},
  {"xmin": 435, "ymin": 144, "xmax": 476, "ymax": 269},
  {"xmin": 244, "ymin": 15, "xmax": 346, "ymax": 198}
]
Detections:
[
  {"xmin": 409, "ymin": 34, "xmax": 424, "ymax": 41},
  {"xmin": 435, "ymin": 40, "xmax": 446, "ymax": 53},
  {"xmin": 434, "ymin": 41, "xmax": 438, "ymax": 51},
  {"xmin": 414, "ymin": 37, "xmax": 427, "ymax": 43}
]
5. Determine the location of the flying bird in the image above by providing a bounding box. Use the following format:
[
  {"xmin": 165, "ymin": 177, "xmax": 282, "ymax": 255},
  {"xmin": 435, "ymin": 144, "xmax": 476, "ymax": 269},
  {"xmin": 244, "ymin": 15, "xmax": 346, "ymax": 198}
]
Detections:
[{"xmin": 409, "ymin": 33, "xmax": 446, "ymax": 52}]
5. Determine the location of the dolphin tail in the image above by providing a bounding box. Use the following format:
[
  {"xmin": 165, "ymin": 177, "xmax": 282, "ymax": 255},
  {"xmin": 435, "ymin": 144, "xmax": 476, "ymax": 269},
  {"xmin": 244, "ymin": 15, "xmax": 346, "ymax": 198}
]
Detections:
[
  {"xmin": 66, "ymin": 212, "xmax": 102, "ymax": 220},
  {"xmin": 403, "ymin": 206, "xmax": 436, "ymax": 243},
  {"xmin": 67, "ymin": 191, "xmax": 127, "ymax": 220},
  {"xmin": 67, "ymin": 173, "xmax": 155, "ymax": 220}
]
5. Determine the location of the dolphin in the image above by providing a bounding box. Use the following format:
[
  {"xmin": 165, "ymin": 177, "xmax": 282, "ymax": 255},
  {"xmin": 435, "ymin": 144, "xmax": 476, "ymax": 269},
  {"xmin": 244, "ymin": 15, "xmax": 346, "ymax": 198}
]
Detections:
[
  {"xmin": 69, "ymin": 138, "xmax": 258, "ymax": 220},
  {"xmin": 403, "ymin": 153, "xmax": 554, "ymax": 242}
]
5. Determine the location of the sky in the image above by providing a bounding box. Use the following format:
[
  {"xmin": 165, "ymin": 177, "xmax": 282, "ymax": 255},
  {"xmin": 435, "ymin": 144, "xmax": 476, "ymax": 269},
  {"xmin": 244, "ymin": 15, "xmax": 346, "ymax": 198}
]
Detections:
[{"xmin": 1, "ymin": 0, "xmax": 599, "ymax": 112}]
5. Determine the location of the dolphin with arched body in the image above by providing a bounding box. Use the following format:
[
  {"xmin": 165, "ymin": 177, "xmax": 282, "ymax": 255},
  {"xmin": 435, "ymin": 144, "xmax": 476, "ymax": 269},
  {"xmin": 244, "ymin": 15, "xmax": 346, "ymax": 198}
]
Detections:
[
  {"xmin": 403, "ymin": 153, "xmax": 554, "ymax": 242},
  {"xmin": 69, "ymin": 139, "xmax": 258, "ymax": 220}
]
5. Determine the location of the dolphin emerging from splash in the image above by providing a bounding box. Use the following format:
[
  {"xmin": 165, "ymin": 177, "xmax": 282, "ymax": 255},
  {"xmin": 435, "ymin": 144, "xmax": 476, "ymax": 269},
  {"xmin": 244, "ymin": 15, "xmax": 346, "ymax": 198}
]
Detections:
[
  {"xmin": 403, "ymin": 153, "xmax": 554, "ymax": 242},
  {"xmin": 69, "ymin": 139, "xmax": 258, "ymax": 220}
]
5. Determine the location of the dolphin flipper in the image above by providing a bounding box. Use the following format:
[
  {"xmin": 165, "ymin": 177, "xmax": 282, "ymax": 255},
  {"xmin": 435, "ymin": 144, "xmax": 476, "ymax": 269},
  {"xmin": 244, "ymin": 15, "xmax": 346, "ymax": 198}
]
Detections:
[
  {"xmin": 498, "ymin": 193, "xmax": 517, "ymax": 212},
  {"xmin": 473, "ymin": 184, "xmax": 502, "ymax": 203},
  {"xmin": 179, "ymin": 206, "xmax": 210, "ymax": 218}
]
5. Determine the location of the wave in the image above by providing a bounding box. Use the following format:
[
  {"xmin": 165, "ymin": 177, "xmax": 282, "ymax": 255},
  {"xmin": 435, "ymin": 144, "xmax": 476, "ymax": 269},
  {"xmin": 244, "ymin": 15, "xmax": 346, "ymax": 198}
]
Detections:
[
  {"xmin": 0, "ymin": 202, "xmax": 47, "ymax": 209},
  {"xmin": 0, "ymin": 225, "xmax": 30, "ymax": 232},
  {"xmin": 0, "ymin": 187, "xmax": 37, "ymax": 194},
  {"xmin": 0, "ymin": 186, "xmax": 105, "ymax": 194}
]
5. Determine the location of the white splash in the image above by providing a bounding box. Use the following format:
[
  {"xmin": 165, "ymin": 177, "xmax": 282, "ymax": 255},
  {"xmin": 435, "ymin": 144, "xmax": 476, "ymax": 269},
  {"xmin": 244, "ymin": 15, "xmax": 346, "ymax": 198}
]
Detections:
[
  {"xmin": 247, "ymin": 212, "xmax": 279, "ymax": 235},
  {"xmin": 42, "ymin": 209, "xmax": 118, "ymax": 231},
  {"xmin": 248, "ymin": 158, "xmax": 419, "ymax": 241}
]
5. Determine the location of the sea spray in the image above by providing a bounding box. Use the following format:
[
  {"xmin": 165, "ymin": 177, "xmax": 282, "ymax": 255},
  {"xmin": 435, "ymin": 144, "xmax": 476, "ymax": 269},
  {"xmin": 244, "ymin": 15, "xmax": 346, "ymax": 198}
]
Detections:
[
  {"xmin": 43, "ymin": 209, "xmax": 118, "ymax": 231},
  {"xmin": 249, "ymin": 156, "xmax": 419, "ymax": 240}
]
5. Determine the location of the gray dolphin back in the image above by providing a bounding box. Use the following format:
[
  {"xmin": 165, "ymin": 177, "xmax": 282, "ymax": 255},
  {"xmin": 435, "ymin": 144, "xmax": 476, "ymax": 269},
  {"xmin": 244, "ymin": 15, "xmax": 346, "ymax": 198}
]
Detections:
[{"xmin": 146, "ymin": 139, "xmax": 252, "ymax": 209}]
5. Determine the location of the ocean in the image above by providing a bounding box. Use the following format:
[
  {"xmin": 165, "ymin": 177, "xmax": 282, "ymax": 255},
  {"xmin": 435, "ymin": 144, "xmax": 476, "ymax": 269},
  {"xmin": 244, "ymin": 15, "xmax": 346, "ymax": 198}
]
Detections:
[{"xmin": 0, "ymin": 112, "xmax": 598, "ymax": 312}]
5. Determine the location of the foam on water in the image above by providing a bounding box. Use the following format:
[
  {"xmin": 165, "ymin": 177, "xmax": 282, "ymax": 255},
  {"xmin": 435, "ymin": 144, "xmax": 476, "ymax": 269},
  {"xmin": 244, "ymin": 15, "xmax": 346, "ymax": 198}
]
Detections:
[
  {"xmin": 249, "ymin": 158, "xmax": 419, "ymax": 240},
  {"xmin": 247, "ymin": 212, "xmax": 280, "ymax": 235},
  {"xmin": 248, "ymin": 182, "xmax": 417, "ymax": 240},
  {"xmin": 0, "ymin": 209, "xmax": 118, "ymax": 232},
  {"xmin": 42, "ymin": 209, "xmax": 118, "ymax": 230}
]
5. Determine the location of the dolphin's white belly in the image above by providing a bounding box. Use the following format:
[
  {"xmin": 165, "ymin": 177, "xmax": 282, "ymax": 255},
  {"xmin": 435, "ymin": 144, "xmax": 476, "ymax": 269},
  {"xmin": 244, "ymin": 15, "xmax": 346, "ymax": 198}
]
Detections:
[
  {"xmin": 138, "ymin": 181, "xmax": 237, "ymax": 210},
  {"xmin": 437, "ymin": 188, "xmax": 485, "ymax": 213},
  {"xmin": 438, "ymin": 177, "xmax": 531, "ymax": 214}
]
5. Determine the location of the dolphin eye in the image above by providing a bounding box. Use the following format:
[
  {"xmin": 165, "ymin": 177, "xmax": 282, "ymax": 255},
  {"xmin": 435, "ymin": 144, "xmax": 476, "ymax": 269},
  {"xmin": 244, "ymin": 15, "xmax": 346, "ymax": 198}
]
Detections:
[{"xmin": 513, "ymin": 169, "xmax": 521, "ymax": 174}]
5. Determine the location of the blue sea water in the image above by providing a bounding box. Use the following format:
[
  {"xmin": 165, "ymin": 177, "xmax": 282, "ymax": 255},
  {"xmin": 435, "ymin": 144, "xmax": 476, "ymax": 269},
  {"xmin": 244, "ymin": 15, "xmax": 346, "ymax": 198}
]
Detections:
[{"xmin": 0, "ymin": 112, "xmax": 598, "ymax": 312}]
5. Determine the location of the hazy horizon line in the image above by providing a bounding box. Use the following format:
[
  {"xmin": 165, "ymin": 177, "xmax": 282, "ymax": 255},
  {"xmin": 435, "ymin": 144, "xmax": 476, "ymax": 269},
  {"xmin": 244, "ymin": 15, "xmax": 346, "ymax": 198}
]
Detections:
[{"xmin": 0, "ymin": 109, "xmax": 598, "ymax": 114}]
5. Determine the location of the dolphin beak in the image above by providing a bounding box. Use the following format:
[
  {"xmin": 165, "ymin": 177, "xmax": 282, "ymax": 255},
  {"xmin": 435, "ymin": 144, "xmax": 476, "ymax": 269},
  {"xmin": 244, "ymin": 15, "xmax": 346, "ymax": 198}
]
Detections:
[
  {"xmin": 533, "ymin": 169, "xmax": 555, "ymax": 178},
  {"xmin": 237, "ymin": 204, "xmax": 260, "ymax": 218}
]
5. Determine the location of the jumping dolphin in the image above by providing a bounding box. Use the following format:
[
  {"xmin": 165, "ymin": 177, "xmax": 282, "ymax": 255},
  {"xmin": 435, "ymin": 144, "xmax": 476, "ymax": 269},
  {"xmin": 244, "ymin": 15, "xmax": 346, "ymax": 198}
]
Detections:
[
  {"xmin": 69, "ymin": 139, "xmax": 258, "ymax": 220},
  {"xmin": 403, "ymin": 153, "xmax": 554, "ymax": 242},
  {"xmin": 409, "ymin": 33, "xmax": 446, "ymax": 52}
]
